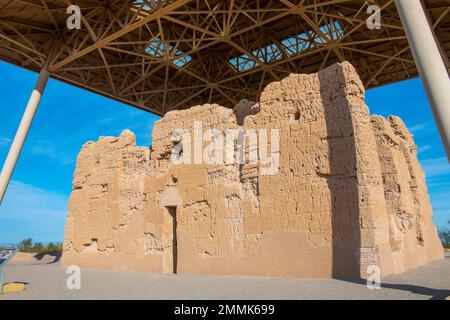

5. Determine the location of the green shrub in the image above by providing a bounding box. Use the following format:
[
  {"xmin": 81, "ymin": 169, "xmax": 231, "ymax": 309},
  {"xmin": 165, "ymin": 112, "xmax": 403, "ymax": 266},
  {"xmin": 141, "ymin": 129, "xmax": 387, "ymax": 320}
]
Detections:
[
  {"xmin": 32, "ymin": 242, "xmax": 44, "ymax": 252},
  {"xmin": 37, "ymin": 242, "xmax": 63, "ymax": 255},
  {"xmin": 439, "ymin": 220, "xmax": 450, "ymax": 248},
  {"xmin": 17, "ymin": 238, "xmax": 63, "ymax": 254},
  {"xmin": 18, "ymin": 238, "xmax": 33, "ymax": 253}
]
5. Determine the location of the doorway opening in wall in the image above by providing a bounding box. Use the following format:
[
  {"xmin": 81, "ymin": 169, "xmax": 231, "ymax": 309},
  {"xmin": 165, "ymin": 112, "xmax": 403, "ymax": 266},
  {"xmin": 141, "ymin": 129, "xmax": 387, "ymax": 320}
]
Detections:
[{"xmin": 165, "ymin": 206, "xmax": 178, "ymax": 274}]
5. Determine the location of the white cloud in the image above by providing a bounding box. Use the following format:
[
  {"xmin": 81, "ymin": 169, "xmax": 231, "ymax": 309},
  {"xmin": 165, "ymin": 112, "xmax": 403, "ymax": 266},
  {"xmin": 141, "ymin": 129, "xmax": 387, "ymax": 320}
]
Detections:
[
  {"xmin": 428, "ymin": 192, "xmax": 450, "ymax": 229},
  {"xmin": 421, "ymin": 157, "xmax": 450, "ymax": 178},
  {"xmin": 29, "ymin": 139, "xmax": 76, "ymax": 165},
  {"xmin": 421, "ymin": 158, "xmax": 450, "ymax": 229},
  {"xmin": 0, "ymin": 136, "xmax": 11, "ymax": 146},
  {"xmin": 98, "ymin": 117, "xmax": 115, "ymax": 125},
  {"xmin": 417, "ymin": 145, "xmax": 432, "ymax": 154},
  {"xmin": 409, "ymin": 122, "xmax": 429, "ymax": 133},
  {"xmin": 0, "ymin": 181, "xmax": 68, "ymax": 243},
  {"xmin": 127, "ymin": 108, "xmax": 142, "ymax": 118},
  {"xmin": 0, "ymin": 181, "xmax": 68, "ymax": 221}
]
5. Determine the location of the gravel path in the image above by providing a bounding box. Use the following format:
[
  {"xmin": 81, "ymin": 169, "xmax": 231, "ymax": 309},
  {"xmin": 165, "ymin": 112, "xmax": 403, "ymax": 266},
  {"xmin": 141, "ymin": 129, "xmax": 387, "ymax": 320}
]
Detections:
[{"xmin": 1, "ymin": 254, "xmax": 449, "ymax": 300}]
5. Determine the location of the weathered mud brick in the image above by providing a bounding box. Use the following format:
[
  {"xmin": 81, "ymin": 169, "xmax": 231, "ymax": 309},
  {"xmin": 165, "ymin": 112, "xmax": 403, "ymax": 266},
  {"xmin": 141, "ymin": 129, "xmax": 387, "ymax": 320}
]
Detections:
[{"xmin": 62, "ymin": 62, "xmax": 444, "ymax": 278}]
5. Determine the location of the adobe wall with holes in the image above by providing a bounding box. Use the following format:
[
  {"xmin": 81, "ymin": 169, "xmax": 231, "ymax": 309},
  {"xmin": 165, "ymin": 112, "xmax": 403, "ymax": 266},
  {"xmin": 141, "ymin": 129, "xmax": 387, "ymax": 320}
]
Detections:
[{"xmin": 62, "ymin": 62, "xmax": 444, "ymax": 278}]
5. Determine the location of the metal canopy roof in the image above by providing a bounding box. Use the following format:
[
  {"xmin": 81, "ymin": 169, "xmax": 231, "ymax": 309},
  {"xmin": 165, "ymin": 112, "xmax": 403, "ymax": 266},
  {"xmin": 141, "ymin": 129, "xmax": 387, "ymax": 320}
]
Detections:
[{"xmin": 0, "ymin": 0, "xmax": 449, "ymax": 115}]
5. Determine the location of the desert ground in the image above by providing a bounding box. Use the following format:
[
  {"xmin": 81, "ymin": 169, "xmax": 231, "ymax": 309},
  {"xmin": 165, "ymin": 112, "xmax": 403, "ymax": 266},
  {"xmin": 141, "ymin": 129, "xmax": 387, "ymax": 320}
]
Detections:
[{"xmin": 0, "ymin": 252, "xmax": 449, "ymax": 300}]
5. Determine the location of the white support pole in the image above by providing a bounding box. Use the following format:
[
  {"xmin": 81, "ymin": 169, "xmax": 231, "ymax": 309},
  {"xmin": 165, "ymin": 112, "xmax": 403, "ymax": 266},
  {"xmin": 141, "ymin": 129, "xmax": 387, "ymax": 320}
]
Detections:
[
  {"xmin": 395, "ymin": 0, "xmax": 450, "ymax": 161},
  {"xmin": 0, "ymin": 69, "xmax": 49, "ymax": 204}
]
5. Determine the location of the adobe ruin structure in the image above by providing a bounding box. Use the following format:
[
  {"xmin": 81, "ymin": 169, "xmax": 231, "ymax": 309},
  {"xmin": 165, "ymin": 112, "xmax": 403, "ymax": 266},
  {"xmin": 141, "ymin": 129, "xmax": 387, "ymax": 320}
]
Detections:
[{"xmin": 62, "ymin": 62, "xmax": 444, "ymax": 279}]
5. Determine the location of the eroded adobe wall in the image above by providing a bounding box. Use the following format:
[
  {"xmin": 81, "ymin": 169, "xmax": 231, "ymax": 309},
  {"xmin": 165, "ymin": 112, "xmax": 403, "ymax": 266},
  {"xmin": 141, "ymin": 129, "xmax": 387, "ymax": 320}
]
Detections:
[
  {"xmin": 62, "ymin": 131, "xmax": 164, "ymax": 272},
  {"xmin": 371, "ymin": 115, "xmax": 444, "ymax": 274},
  {"xmin": 62, "ymin": 62, "xmax": 443, "ymax": 278}
]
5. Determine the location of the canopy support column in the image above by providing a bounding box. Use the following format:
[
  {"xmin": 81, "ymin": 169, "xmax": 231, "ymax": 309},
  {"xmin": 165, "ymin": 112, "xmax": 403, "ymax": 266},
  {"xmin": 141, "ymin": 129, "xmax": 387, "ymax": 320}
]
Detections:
[
  {"xmin": 395, "ymin": 0, "xmax": 450, "ymax": 161},
  {"xmin": 0, "ymin": 69, "xmax": 49, "ymax": 204}
]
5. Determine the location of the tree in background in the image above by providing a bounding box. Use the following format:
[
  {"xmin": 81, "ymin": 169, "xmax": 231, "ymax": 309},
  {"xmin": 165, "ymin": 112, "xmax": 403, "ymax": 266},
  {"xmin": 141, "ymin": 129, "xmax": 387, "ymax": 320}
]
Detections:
[
  {"xmin": 32, "ymin": 242, "xmax": 45, "ymax": 252},
  {"xmin": 46, "ymin": 242, "xmax": 63, "ymax": 252},
  {"xmin": 18, "ymin": 238, "xmax": 33, "ymax": 252},
  {"xmin": 17, "ymin": 238, "xmax": 63, "ymax": 254},
  {"xmin": 438, "ymin": 220, "xmax": 450, "ymax": 249}
]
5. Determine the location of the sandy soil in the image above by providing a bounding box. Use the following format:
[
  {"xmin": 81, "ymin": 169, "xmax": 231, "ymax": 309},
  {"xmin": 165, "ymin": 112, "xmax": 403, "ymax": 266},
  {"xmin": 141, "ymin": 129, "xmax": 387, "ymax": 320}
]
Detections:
[
  {"xmin": 9, "ymin": 252, "xmax": 61, "ymax": 265},
  {"xmin": 1, "ymin": 254, "xmax": 449, "ymax": 300}
]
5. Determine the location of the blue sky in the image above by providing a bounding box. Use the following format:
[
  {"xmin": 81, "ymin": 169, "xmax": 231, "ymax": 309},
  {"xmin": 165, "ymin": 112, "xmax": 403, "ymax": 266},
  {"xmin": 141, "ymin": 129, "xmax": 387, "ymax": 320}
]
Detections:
[
  {"xmin": 0, "ymin": 61, "xmax": 160, "ymax": 244},
  {"xmin": 0, "ymin": 61, "xmax": 448, "ymax": 244}
]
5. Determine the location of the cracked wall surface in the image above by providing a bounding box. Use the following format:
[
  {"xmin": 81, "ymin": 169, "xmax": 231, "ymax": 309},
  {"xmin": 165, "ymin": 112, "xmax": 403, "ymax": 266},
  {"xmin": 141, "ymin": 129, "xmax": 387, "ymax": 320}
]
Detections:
[
  {"xmin": 371, "ymin": 115, "xmax": 444, "ymax": 275},
  {"xmin": 62, "ymin": 62, "xmax": 444, "ymax": 278}
]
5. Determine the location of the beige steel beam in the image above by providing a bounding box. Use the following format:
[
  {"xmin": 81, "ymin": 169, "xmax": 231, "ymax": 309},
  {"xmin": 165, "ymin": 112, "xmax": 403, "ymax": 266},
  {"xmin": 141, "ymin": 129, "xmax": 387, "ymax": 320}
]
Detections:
[{"xmin": 0, "ymin": 69, "xmax": 49, "ymax": 204}]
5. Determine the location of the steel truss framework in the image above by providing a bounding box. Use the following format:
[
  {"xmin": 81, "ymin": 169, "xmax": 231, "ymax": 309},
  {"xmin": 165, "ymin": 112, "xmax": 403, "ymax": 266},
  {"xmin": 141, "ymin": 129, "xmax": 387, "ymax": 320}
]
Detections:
[{"xmin": 0, "ymin": 0, "xmax": 449, "ymax": 115}]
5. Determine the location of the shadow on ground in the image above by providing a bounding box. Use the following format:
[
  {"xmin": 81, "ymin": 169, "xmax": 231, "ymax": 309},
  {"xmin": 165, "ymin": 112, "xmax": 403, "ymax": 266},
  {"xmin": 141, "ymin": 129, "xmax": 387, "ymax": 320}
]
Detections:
[
  {"xmin": 336, "ymin": 276, "xmax": 450, "ymax": 300},
  {"xmin": 33, "ymin": 252, "xmax": 61, "ymax": 264}
]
